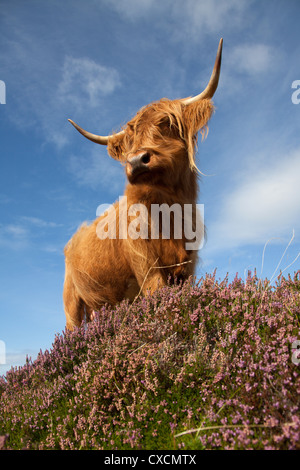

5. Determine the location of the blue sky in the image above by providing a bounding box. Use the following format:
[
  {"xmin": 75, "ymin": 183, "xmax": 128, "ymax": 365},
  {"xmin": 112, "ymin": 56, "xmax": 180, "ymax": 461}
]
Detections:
[{"xmin": 1, "ymin": 0, "xmax": 300, "ymax": 374}]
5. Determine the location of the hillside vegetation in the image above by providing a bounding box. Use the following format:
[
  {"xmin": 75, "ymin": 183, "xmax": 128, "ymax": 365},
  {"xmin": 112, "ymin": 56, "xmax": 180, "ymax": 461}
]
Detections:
[{"xmin": 0, "ymin": 271, "xmax": 299, "ymax": 450}]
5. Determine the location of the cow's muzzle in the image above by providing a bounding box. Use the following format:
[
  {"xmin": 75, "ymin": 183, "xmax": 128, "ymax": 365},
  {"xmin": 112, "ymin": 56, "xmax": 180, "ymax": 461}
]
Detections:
[{"xmin": 127, "ymin": 152, "xmax": 151, "ymax": 181}]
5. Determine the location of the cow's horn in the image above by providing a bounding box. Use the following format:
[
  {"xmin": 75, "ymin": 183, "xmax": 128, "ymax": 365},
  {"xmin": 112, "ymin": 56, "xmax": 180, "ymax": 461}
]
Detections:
[
  {"xmin": 68, "ymin": 119, "xmax": 125, "ymax": 145},
  {"xmin": 182, "ymin": 38, "xmax": 223, "ymax": 105}
]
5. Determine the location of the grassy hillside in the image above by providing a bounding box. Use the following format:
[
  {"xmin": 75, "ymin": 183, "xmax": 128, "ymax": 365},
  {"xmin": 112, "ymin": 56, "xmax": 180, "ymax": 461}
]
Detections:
[{"xmin": 0, "ymin": 271, "xmax": 299, "ymax": 450}]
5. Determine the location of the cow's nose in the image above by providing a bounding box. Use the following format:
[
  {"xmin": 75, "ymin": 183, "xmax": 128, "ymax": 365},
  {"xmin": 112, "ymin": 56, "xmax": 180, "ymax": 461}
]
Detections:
[
  {"xmin": 128, "ymin": 152, "xmax": 151, "ymax": 169},
  {"xmin": 127, "ymin": 152, "xmax": 151, "ymax": 180}
]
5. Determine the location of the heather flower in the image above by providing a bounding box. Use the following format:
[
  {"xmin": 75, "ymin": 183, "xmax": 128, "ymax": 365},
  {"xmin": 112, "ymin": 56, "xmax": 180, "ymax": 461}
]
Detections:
[{"xmin": 0, "ymin": 271, "xmax": 299, "ymax": 449}]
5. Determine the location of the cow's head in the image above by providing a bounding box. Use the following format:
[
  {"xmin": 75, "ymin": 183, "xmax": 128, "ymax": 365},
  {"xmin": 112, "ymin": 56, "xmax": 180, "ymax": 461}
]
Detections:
[{"xmin": 68, "ymin": 39, "xmax": 222, "ymax": 188}]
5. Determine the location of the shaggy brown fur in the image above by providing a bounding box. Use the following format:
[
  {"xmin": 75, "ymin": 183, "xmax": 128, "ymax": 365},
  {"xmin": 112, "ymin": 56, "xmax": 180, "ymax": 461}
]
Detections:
[{"xmin": 64, "ymin": 97, "xmax": 214, "ymax": 330}]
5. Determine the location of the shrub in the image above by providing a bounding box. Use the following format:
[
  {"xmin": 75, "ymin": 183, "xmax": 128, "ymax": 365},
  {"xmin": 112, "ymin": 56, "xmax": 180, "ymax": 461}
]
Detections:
[{"xmin": 0, "ymin": 271, "xmax": 299, "ymax": 450}]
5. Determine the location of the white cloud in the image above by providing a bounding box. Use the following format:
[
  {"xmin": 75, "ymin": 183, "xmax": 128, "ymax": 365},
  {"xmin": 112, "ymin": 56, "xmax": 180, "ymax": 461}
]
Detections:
[
  {"xmin": 58, "ymin": 56, "xmax": 121, "ymax": 109},
  {"xmin": 42, "ymin": 57, "xmax": 121, "ymax": 149},
  {"xmin": 207, "ymin": 148, "xmax": 300, "ymax": 251},
  {"xmin": 175, "ymin": 0, "xmax": 249, "ymax": 35},
  {"xmin": 103, "ymin": 0, "xmax": 158, "ymax": 20},
  {"xmin": 2, "ymin": 224, "xmax": 28, "ymax": 238},
  {"xmin": 0, "ymin": 217, "xmax": 63, "ymax": 250},
  {"xmin": 21, "ymin": 216, "xmax": 62, "ymax": 228},
  {"xmin": 0, "ymin": 21, "xmax": 121, "ymax": 149},
  {"xmin": 0, "ymin": 223, "xmax": 29, "ymax": 250},
  {"xmin": 229, "ymin": 43, "xmax": 275, "ymax": 76},
  {"xmin": 217, "ymin": 41, "xmax": 278, "ymax": 102},
  {"xmin": 105, "ymin": 0, "xmax": 250, "ymax": 36}
]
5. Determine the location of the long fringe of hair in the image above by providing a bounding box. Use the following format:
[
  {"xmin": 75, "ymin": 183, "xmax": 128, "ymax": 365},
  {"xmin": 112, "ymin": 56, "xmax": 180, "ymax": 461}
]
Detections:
[{"xmin": 108, "ymin": 98, "xmax": 214, "ymax": 173}]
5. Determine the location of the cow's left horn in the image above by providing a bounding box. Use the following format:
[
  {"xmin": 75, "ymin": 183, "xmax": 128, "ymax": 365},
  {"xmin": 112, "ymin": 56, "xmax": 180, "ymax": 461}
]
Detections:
[
  {"xmin": 68, "ymin": 119, "xmax": 125, "ymax": 145},
  {"xmin": 182, "ymin": 38, "xmax": 223, "ymax": 105}
]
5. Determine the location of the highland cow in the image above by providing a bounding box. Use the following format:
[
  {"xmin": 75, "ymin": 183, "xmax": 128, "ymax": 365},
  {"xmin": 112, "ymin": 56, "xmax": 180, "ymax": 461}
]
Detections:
[{"xmin": 64, "ymin": 39, "xmax": 223, "ymax": 330}]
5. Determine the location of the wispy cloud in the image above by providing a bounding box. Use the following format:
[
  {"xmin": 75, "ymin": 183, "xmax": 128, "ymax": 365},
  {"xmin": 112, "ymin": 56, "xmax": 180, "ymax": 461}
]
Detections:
[
  {"xmin": 206, "ymin": 147, "xmax": 300, "ymax": 252},
  {"xmin": 57, "ymin": 56, "xmax": 121, "ymax": 109},
  {"xmin": 171, "ymin": 0, "xmax": 250, "ymax": 38},
  {"xmin": 1, "ymin": 224, "xmax": 28, "ymax": 238},
  {"xmin": 42, "ymin": 56, "xmax": 121, "ymax": 149},
  {"xmin": 0, "ymin": 223, "xmax": 29, "ymax": 250},
  {"xmin": 217, "ymin": 41, "xmax": 279, "ymax": 102},
  {"xmin": 0, "ymin": 194, "xmax": 11, "ymax": 205},
  {"xmin": 0, "ymin": 217, "xmax": 63, "ymax": 250},
  {"xmin": 20, "ymin": 216, "xmax": 62, "ymax": 228},
  {"xmin": 228, "ymin": 43, "xmax": 275, "ymax": 76},
  {"xmin": 0, "ymin": 13, "xmax": 121, "ymax": 150},
  {"xmin": 105, "ymin": 0, "xmax": 250, "ymax": 37},
  {"xmin": 68, "ymin": 146, "xmax": 125, "ymax": 193},
  {"xmin": 102, "ymin": 0, "xmax": 163, "ymax": 21}
]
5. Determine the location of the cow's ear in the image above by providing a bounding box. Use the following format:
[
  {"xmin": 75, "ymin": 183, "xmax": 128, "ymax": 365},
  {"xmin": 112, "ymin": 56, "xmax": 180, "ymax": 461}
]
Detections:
[
  {"xmin": 182, "ymin": 98, "xmax": 215, "ymax": 139},
  {"xmin": 107, "ymin": 133, "xmax": 127, "ymax": 162}
]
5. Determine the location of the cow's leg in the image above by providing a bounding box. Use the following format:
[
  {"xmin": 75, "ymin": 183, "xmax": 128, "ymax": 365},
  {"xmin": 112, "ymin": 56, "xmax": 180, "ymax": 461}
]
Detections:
[
  {"xmin": 63, "ymin": 273, "xmax": 85, "ymax": 331},
  {"xmin": 129, "ymin": 256, "xmax": 166, "ymax": 296}
]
